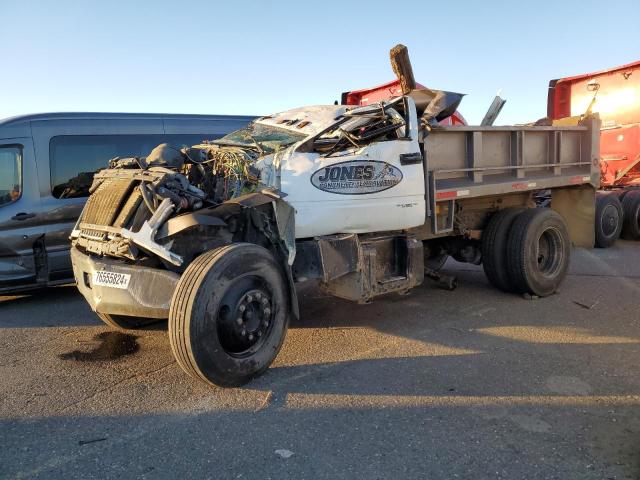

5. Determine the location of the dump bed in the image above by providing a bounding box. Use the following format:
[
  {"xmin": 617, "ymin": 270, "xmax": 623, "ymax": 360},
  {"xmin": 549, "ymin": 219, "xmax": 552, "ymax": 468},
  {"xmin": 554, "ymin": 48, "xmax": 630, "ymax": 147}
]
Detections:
[{"xmin": 422, "ymin": 117, "xmax": 600, "ymax": 233}]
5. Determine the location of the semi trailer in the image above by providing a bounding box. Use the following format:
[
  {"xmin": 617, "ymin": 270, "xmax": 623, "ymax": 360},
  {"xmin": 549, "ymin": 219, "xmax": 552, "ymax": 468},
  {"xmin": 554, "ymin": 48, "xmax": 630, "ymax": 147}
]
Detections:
[
  {"xmin": 548, "ymin": 60, "xmax": 640, "ymax": 247},
  {"xmin": 70, "ymin": 47, "xmax": 600, "ymax": 387}
]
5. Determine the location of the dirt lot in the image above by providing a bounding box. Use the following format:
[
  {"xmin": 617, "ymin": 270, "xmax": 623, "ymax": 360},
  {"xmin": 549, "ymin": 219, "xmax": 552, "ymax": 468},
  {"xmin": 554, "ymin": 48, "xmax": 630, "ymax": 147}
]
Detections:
[{"xmin": 1, "ymin": 242, "xmax": 640, "ymax": 479}]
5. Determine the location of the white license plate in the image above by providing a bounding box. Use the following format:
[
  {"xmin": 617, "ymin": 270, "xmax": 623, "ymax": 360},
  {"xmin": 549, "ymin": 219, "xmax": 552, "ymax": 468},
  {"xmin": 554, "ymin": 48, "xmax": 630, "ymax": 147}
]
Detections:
[{"xmin": 92, "ymin": 271, "xmax": 131, "ymax": 289}]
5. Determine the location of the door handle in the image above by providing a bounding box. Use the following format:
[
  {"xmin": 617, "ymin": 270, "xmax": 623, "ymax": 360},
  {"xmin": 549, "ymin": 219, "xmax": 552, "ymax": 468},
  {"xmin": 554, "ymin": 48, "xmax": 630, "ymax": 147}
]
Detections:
[
  {"xmin": 11, "ymin": 212, "xmax": 36, "ymax": 221},
  {"xmin": 399, "ymin": 152, "xmax": 423, "ymax": 165}
]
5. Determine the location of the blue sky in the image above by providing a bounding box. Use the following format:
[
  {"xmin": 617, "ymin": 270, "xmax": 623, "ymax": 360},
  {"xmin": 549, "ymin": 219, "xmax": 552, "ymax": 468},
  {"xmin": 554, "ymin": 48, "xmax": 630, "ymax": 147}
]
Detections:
[{"xmin": 1, "ymin": 0, "xmax": 638, "ymax": 124}]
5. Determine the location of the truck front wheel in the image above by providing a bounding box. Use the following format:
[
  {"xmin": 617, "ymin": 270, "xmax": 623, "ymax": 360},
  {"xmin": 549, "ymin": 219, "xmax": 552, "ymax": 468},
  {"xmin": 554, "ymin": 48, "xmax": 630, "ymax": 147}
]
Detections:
[
  {"xmin": 168, "ymin": 244, "xmax": 290, "ymax": 387},
  {"xmin": 506, "ymin": 209, "xmax": 570, "ymax": 297}
]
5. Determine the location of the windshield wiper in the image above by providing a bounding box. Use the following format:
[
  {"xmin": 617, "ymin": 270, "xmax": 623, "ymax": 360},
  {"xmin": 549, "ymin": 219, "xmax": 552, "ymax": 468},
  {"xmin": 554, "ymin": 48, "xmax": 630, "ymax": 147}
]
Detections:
[{"xmin": 209, "ymin": 139, "xmax": 260, "ymax": 150}]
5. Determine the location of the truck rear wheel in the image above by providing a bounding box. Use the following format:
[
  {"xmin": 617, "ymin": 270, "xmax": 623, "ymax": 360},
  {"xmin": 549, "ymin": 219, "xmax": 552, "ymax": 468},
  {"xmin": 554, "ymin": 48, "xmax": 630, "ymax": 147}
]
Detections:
[
  {"xmin": 168, "ymin": 243, "xmax": 289, "ymax": 387},
  {"xmin": 506, "ymin": 209, "xmax": 570, "ymax": 297},
  {"xmin": 481, "ymin": 208, "xmax": 523, "ymax": 292},
  {"xmin": 595, "ymin": 192, "xmax": 623, "ymax": 248},
  {"xmin": 96, "ymin": 312, "xmax": 159, "ymax": 330},
  {"xmin": 621, "ymin": 190, "xmax": 640, "ymax": 239}
]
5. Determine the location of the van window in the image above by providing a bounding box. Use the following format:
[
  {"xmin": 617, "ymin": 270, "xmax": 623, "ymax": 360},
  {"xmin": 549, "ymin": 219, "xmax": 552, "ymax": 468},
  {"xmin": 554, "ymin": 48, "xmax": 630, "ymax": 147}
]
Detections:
[
  {"xmin": 0, "ymin": 146, "xmax": 22, "ymax": 207},
  {"xmin": 49, "ymin": 134, "xmax": 220, "ymax": 199}
]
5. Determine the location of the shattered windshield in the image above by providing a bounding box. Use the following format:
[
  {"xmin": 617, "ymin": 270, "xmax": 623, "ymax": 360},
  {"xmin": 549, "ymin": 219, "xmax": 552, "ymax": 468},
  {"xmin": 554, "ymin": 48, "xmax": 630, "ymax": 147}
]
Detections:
[{"xmin": 212, "ymin": 122, "xmax": 306, "ymax": 154}]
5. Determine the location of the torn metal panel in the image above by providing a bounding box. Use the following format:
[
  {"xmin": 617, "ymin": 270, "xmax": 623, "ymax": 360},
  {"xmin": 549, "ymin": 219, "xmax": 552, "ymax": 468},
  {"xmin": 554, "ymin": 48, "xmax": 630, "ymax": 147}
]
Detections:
[
  {"xmin": 409, "ymin": 88, "xmax": 465, "ymax": 126},
  {"xmin": 119, "ymin": 198, "xmax": 183, "ymax": 266},
  {"xmin": 318, "ymin": 234, "xmax": 360, "ymax": 282},
  {"xmin": 156, "ymin": 212, "xmax": 227, "ymax": 240},
  {"xmin": 321, "ymin": 235, "xmax": 424, "ymax": 303}
]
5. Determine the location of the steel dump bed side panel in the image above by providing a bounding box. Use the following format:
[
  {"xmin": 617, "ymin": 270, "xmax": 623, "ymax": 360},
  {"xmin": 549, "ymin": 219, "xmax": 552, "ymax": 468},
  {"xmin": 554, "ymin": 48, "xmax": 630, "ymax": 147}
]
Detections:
[{"xmin": 423, "ymin": 119, "xmax": 600, "ymax": 204}]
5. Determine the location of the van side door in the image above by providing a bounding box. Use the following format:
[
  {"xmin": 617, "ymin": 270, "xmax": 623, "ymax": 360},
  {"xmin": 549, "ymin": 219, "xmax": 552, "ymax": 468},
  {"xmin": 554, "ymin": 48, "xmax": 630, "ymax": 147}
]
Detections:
[{"xmin": 0, "ymin": 138, "xmax": 47, "ymax": 290}]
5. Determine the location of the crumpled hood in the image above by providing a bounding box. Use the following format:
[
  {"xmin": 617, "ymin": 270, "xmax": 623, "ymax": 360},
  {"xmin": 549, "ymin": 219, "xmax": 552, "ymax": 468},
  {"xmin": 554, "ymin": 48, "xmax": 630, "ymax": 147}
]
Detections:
[{"xmin": 255, "ymin": 105, "xmax": 351, "ymax": 137}]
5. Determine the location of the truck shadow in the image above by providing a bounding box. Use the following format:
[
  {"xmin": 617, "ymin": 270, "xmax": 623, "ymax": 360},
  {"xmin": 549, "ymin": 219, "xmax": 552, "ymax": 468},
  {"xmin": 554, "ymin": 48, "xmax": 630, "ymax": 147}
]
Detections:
[
  {"xmin": 265, "ymin": 259, "xmax": 640, "ymax": 398},
  {"xmin": 2, "ymin": 259, "xmax": 640, "ymax": 478}
]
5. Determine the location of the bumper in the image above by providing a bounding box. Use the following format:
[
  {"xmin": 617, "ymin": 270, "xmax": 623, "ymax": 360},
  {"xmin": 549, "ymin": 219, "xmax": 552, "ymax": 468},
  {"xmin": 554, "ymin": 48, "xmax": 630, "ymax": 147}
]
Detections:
[{"xmin": 71, "ymin": 247, "xmax": 179, "ymax": 319}]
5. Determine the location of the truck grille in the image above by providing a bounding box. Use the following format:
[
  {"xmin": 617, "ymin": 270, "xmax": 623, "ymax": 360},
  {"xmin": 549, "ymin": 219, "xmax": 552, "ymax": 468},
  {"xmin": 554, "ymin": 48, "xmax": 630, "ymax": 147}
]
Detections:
[{"xmin": 79, "ymin": 177, "xmax": 139, "ymax": 241}]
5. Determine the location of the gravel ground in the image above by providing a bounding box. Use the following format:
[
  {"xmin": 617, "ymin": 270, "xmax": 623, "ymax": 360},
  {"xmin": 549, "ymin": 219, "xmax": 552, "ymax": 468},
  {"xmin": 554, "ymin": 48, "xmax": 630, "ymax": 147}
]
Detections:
[{"xmin": 1, "ymin": 241, "xmax": 640, "ymax": 479}]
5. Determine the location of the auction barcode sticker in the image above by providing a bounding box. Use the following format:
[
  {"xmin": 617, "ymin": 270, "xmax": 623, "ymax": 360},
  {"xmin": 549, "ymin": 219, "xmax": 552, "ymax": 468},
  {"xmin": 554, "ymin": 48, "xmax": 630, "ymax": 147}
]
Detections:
[{"xmin": 92, "ymin": 271, "xmax": 131, "ymax": 289}]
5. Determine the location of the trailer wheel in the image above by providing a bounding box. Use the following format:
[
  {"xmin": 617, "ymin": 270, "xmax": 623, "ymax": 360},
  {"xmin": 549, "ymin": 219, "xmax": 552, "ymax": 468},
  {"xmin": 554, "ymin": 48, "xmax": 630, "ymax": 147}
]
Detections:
[
  {"xmin": 506, "ymin": 209, "xmax": 570, "ymax": 297},
  {"xmin": 481, "ymin": 208, "xmax": 523, "ymax": 292},
  {"xmin": 595, "ymin": 193, "xmax": 623, "ymax": 248},
  {"xmin": 621, "ymin": 190, "xmax": 640, "ymax": 239},
  {"xmin": 168, "ymin": 243, "xmax": 289, "ymax": 387},
  {"xmin": 614, "ymin": 189, "xmax": 631, "ymax": 202},
  {"xmin": 96, "ymin": 312, "xmax": 159, "ymax": 330}
]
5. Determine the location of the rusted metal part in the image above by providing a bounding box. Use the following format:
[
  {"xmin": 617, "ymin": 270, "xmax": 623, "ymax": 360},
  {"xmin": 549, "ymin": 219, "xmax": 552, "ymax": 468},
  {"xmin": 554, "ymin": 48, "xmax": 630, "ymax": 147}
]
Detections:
[{"xmin": 389, "ymin": 44, "xmax": 416, "ymax": 94}]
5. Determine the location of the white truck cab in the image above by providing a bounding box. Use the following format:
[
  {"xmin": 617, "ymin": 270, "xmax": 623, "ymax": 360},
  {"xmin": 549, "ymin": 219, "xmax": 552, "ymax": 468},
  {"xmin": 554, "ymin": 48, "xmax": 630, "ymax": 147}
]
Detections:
[{"xmin": 241, "ymin": 97, "xmax": 425, "ymax": 237}]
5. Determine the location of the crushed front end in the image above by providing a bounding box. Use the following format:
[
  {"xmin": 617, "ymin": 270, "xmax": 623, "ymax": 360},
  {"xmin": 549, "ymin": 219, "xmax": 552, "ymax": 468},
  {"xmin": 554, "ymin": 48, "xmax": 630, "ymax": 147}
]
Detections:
[{"xmin": 71, "ymin": 136, "xmax": 297, "ymax": 320}]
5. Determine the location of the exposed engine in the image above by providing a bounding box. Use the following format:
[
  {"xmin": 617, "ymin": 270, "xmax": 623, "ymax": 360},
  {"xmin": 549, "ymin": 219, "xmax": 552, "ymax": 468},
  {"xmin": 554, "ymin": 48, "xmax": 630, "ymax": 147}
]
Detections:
[
  {"xmin": 71, "ymin": 141, "xmax": 268, "ymax": 270},
  {"xmin": 105, "ymin": 142, "xmax": 262, "ymax": 210}
]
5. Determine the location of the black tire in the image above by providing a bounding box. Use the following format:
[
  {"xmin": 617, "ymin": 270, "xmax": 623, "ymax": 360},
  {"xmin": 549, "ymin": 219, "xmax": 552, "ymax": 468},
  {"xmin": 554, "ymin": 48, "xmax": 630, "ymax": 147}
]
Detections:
[
  {"xmin": 96, "ymin": 312, "xmax": 160, "ymax": 330},
  {"xmin": 168, "ymin": 243, "xmax": 289, "ymax": 387},
  {"xmin": 506, "ymin": 209, "xmax": 571, "ymax": 297},
  {"xmin": 613, "ymin": 189, "xmax": 630, "ymax": 202},
  {"xmin": 594, "ymin": 192, "xmax": 623, "ymax": 248},
  {"xmin": 481, "ymin": 208, "xmax": 523, "ymax": 292},
  {"xmin": 621, "ymin": 190, "xmax": 640, "ymax": 239}
]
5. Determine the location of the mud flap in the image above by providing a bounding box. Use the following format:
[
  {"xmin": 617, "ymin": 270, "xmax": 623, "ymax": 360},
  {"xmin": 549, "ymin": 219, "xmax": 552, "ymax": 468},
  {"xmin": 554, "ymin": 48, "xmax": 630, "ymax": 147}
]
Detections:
[{"xmin": 551, "ymin": 185, "xmax": 596, "ymax": 248}]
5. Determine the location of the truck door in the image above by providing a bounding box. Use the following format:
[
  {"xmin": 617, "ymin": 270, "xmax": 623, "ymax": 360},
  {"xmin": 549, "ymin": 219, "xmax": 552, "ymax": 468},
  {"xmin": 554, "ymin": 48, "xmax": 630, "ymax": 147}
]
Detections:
[
  {"xmin": 284, "ymin": 97, "xmax": 425, "ymax": 238},
  {"xmin": 0, "ymin": 139, "xmax": 47, "ymax": 290}
]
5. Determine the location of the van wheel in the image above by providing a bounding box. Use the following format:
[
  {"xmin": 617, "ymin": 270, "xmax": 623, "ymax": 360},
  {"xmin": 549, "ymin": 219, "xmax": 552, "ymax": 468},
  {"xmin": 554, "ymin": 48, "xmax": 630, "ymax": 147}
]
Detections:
[
  {"xmin": 96, "ymin": 312, "xmax": 159, "ymax": 330},
  {"xmin": 621, "ymin": 190, "xmax": 640, "ymax": 239},
  {"xmin": 169, "ymin": 244, "xmax": 289, "ymax": 387},
  {"xmin": 506, "ymin": 209, "xmax": 570, "ymax": 297},
  {"xmin": 595, "ymin": 193, "xmax": 623, "ymax": 248},
  {"xmin": 425, "ymin": 253, "xmax": 448, "ymax": 271},
  {"xmin": 481, "ymin": 208, "xmax": 523, "ymax": 292}
]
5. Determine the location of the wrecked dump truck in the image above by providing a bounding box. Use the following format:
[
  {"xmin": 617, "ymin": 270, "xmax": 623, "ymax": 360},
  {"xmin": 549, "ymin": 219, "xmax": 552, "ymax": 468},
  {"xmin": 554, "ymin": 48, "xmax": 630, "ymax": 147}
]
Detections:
[{"xmin": 71, "ymin": 47, "xmax": 600, "ymax": 387}]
